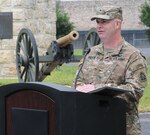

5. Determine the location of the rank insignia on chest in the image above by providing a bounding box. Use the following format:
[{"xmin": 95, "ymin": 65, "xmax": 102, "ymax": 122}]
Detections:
[{"xmin": 88, "ymin": 56, "xmax": 96, "ymax": 59}]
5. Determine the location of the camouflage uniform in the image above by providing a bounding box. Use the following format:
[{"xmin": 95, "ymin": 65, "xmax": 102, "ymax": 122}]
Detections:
[{"xmin": 74, "ymin": 40, "xmax": 147, "ymax": 135}]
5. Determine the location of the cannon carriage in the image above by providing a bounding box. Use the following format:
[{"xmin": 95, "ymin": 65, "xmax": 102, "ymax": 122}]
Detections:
[{"xmin": 16, "ymin": 28, "xmax": 100, "ymax": 82}]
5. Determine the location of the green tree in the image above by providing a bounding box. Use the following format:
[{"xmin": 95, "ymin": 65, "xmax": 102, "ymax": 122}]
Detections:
[
  {"xmin": 56, "ymin": 2, "xmax": 75, "ymax": 39},
  {"xmin": 139, "ymin": 0, "xmax": 150, "ymax": 39}
]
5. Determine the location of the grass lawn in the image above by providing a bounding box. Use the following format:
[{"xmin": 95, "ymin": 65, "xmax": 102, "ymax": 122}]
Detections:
[
  {"xmin": 44, "ymin": 65, "xmax": 78, "ymax": 86},
  {"xmin": 0, "ymin": 64, "xmax": 149, "ymax": 112},
  {"xmin": 139, "ymin": 65, "xmax": 150, "ymax": 112},
  {"xmin": 74, "ymin": 49, "xmax": 83, "ymax": 55}
]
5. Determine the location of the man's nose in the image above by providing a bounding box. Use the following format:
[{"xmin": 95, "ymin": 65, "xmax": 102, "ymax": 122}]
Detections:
[{"xmin": 97, "ymin": 23, "xmax": 103, "ymax": 28}]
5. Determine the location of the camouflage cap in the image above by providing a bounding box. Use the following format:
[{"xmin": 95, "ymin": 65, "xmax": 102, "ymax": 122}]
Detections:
[{"xmin": 91, "ymin": 6, "xmax": 123, "ymax": 21}]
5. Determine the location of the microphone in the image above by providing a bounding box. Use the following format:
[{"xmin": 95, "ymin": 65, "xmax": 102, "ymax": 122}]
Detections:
[{"xmin": 74, "ymin": 48, "xmax": 91, "ymax": 89}]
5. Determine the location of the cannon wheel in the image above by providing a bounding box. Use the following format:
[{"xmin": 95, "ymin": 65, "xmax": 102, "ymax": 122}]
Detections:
[
  {"xmin": 83, "ymin": 28, "xmax": 101, "ymax": 54},
  {"xmin": 16, "ymin": 28, "xmax": 39, "ymax": 82}
]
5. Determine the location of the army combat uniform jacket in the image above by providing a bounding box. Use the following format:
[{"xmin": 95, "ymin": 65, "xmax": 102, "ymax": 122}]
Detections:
[{"xmin": 75, "ymin": 40, "xmax": 147, "ymax": 135}]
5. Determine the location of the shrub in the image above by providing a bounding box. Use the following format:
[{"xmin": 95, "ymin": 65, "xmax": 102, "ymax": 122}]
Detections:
[{"xmin": 56, "ymin": 2, "xmax": 75, "ymax": 39}]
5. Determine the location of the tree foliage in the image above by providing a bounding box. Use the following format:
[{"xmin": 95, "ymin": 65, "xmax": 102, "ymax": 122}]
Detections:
[
  {"xmin": 139, "ymin": 1, "xmax": 150, "ymax": 39},
  {"xmin": 56, "ymin": 2, "xmax": 75, "ymax": 39}
]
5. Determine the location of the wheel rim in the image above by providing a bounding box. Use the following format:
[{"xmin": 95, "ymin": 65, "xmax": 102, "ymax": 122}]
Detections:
[
  {"xmin": 16, "ymin": 28, "xmax": 39, "ymax": 82},
  {"xmin": 83, "ymin": 28, "xmax": 101, "ymax": 54}
]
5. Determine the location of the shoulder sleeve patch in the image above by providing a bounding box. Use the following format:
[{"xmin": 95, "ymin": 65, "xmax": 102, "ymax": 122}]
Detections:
[{"xmin": 139, "ymin": 72, "xmax": 147, "ymax": 82}]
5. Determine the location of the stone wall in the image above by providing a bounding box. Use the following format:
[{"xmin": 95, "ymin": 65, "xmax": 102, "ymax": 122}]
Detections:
[
  {"xmin": 0, "ymin": 0, "xmax": 56, "ymax": 79},
  {"xmin": 60, "ymin": 0, "xmax": 147, "ymax": 31}
]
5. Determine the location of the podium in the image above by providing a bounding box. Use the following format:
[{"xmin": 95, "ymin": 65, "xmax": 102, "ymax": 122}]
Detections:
[{"xmin": 0, "ymin": 82, "xmax": 127, "ymax": 135}]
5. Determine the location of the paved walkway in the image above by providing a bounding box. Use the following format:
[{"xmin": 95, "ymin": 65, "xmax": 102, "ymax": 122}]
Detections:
[{"xmin": 140, "ymin": 113, "xmax": 150, "ymax": 135}]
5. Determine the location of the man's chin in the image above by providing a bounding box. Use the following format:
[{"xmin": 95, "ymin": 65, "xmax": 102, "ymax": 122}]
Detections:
[{"xmin": 99, "ymin": 35, "xmax": 105, "ymax": 40}]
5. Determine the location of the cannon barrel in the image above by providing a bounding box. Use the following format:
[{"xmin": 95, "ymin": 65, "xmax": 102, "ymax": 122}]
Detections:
[{"xmin": 56, "ymin": 31, "xmax": 79, "ymax": 47}]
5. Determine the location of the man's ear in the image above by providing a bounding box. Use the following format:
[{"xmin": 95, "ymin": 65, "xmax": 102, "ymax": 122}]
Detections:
[{"xmin": 115, "ymin": 19, "xmax": 121, "ymax": 29}]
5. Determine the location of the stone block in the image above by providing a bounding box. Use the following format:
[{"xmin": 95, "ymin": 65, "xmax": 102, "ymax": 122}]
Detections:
[
  {"xmin": 12, "ymin": 9, "xmax": 25, "ymax": 21},
  {"xmin": 1, "ymin": 63, "xmax": 17, "ymax": 77},
  {"xmin": 0, "ymin": 50, "xmax": 15, "ymax": 64},
  {"xmin": 0, "ymin": 0, "xmax": 11, "ymax": 6},
  {"xmin": 13, "ymin": 22, "xmax": 24, "ymax": 36}
]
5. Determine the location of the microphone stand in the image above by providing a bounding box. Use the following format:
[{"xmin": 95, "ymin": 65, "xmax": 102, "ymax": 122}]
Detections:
[{"xmin": 74, "ymin": 48, "xmax": 91, "ymax": 89}]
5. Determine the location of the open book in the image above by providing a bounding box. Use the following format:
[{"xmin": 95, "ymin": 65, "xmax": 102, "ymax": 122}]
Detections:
[{"xmin": 88, "ymin": 86, "xmax": 131, "ymax": 97}]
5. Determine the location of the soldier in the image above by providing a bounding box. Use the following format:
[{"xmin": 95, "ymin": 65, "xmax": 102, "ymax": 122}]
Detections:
[{"xmin": 74, "ymin": 6, "xmax": 147, "ymax": 135}]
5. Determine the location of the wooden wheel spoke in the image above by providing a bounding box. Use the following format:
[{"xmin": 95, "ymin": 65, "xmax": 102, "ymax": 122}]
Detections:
[
  {"xmin": 22, "ymin": 34, "xmax": 29, "ymax": 56},
  {"xmin": 20, "ymin": 66, "xmax": 27, "ymax": 78},
  {"xmin": 87, "ymin": 40, "xmax": 91, "ymax": 48},
  {"xmin": 93, "ymin": 33, "xmax": 97, "ymax": 44},
  {"xmin": 28, "ymin": 63, "xmax": 36, "ymax": 81},
  {"xmin": 29, "ymin": 45, "xmax": 33, "ymax": 58},
  {"xmin": 26, "ymin": 70, "xmax": 32, "ymax": 82},
  {"xmin": 24, "ymin": 69, "xmax": 28, "ymax": 82},
  {"xmin": 19, "ymin": 39, "xmax": 26, "ymax": 56},
  {"xmin": 27, "ymin": 36, "xmax": 33, "ymax": 57},
  {"xmin": 83, "ymin": 28, "xmax": 101, "ymax": 54},
  {"xmin": 89, "ymin": 34, "xmax": 94, "ymax": 46},
  {"xmin": 96, "ymin": 35, "xmax": 100, "ymax": 45}
]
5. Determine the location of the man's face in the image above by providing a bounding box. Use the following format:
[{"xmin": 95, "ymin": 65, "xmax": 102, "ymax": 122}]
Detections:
[{"xmin": 96, "ymin": 18, "xmax": 120, "ymax": 41}]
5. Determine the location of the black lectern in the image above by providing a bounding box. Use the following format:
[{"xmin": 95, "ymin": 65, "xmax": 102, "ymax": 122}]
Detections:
[{"xmin": 0, "ymin": 82, "xmax": 127, "ymax": 135}]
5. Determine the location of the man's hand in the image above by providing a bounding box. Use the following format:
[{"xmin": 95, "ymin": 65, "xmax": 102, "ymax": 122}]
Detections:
[{"xmin": 76, "ymin": 84, "xmax": 95, "ymax": 93}]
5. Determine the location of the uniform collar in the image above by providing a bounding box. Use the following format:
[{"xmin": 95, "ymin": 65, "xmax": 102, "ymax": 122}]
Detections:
[{"xmin": 99, "ymin": 39, "xmax": 125, "ymax": 56}]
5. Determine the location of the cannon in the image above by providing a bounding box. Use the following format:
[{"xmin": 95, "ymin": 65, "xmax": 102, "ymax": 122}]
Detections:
[{"xmin": 16, "ymin": 28, "xmax": 79, "ymax": 82}]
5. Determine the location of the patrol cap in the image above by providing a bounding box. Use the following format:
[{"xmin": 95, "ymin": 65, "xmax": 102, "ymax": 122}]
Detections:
[{"xmin": 91, "ymin": 6, "xmax": 123, "ymax": 21}]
